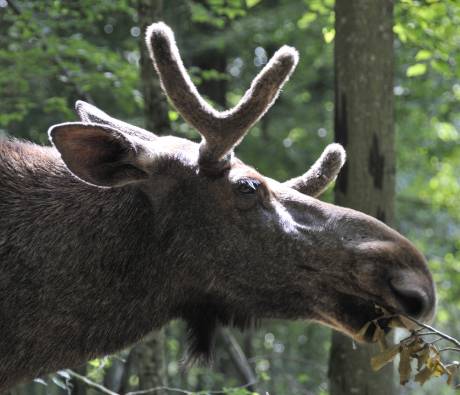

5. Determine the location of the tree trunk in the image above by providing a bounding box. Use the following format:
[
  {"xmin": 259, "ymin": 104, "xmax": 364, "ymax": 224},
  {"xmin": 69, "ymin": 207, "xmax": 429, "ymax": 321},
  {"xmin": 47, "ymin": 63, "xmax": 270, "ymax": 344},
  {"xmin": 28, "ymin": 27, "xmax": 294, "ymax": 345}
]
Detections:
[
  {"xmin": 329, "ymin": 1, "xmax": 395, "ymax": 395},
  {"xmin": 130, "ymin": 1, "xmax": 170, "ymax": 394}
]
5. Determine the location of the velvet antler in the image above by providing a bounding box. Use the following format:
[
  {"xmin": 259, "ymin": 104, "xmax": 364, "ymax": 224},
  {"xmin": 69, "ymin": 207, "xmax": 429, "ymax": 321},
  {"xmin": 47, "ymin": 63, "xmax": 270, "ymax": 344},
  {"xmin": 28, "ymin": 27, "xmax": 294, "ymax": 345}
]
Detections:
[
  {"xmin": 284, "ymin": 143, "xmax": 346, "ymax": 197},
  {"xmin": 146, "ymin": 22, "xmax": 298, "ymax": 168}
]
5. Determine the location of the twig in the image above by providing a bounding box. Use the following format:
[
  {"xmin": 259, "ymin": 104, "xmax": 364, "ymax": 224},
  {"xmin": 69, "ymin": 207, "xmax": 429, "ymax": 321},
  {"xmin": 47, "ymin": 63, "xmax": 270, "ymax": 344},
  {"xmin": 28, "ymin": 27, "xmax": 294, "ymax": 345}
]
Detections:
[
  {"xmin": 439, "ymin": 348, "xmax": 460, "ymax": 353},
  {"xmin": 219, "ymin": 328, "xmax": 258, "ymax": 392},
  {"xmin": 67, "ymin": 370, "xmax": 118, "ymax": 395},
  {"xmin": 126, "ymin": 387, "xmax": 193, "ymax": 395},
  {"xmin": 67, "ymin": 369, "xmax": 256, "ymax": 395},
  {"xmin": 126, "ymin": 380, "xmax": 258, "ymax": 395},
  {"xmin": 402, "ymin": 315, "xmax": 460, "ymax": 348},
  {"xmin": 427, "ymin": 337, "xmax": 444, "ymax": 346}
]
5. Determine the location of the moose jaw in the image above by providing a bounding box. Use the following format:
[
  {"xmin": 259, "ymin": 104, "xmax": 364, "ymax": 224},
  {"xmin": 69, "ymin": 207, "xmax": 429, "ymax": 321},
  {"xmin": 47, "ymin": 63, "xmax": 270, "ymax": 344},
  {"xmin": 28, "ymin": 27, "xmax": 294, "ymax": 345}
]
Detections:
[{"xmin": 0, "ymin": 22, "xmax": 435, "ymax": 390}]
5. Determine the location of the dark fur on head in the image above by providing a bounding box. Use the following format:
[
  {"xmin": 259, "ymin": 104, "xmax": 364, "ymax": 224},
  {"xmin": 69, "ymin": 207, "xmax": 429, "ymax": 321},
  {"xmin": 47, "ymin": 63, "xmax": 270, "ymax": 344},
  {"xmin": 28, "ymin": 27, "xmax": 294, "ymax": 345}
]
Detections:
[{"xmin": 0, "ymin": 22, "xmax": 435, "ymax": 391}]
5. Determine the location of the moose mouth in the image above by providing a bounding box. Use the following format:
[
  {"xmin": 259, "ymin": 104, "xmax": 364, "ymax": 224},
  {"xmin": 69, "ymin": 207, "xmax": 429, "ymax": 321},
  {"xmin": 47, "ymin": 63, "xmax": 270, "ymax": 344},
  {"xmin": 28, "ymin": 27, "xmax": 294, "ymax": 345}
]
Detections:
[
  {"xmin": 318, "ymin": 294, "xmax": 404, "ymax": 344},
  {"xmin": 356, "ymin": 317, "xmax": 394, "ymax": 343}
]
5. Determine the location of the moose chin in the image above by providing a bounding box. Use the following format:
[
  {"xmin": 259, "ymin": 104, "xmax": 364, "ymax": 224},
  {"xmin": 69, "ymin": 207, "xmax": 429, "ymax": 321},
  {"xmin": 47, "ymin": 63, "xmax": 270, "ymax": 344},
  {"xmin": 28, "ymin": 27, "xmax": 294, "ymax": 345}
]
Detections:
[{"xmin": 0, "ymin": 22, "xmax": 435, "ymax": 391}]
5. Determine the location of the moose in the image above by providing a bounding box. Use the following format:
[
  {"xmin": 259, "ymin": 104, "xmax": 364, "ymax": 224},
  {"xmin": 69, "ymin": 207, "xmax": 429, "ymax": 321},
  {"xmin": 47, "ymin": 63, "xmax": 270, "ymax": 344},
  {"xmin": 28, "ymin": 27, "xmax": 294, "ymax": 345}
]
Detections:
[{"xmin": 0, "ymin": 22, "xmax": 435, "ymax": 390}]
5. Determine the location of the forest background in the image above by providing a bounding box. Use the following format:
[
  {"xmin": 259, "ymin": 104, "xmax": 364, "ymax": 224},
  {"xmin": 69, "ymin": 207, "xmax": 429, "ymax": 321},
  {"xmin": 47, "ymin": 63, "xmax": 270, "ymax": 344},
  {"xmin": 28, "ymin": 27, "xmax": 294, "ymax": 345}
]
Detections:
[{"xmin": 0, "ymin": 1, "xmax": 459, "ymax": 395}]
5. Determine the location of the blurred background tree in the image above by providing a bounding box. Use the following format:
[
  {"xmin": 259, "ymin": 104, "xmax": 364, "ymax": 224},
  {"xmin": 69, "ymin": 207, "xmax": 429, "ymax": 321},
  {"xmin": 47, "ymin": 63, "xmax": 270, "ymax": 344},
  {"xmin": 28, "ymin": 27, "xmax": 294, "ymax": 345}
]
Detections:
[
  {"xmin": 329, "ymin": 1, "xmax": 396, "ymax": 394},
  {"xmin": 0, "ymin": 0, "xmax": 458, "ymax": 394}
]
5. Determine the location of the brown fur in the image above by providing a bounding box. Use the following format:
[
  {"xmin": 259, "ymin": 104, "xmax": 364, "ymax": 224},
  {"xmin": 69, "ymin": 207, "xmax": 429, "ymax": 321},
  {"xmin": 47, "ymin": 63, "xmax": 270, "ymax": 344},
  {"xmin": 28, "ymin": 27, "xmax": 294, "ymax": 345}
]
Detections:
[{"xmin": 0, "ymin": 22, "xmax": 435, "ymax": 390}]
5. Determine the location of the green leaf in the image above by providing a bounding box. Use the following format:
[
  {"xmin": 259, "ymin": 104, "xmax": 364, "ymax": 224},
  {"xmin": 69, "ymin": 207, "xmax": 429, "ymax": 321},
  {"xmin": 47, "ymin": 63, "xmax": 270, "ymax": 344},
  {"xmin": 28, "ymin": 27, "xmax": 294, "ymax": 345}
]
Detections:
[
  {"xmin": 406, "ymin": 63, "xmax": 427, "ymax": 77},
  {"xmin": 246, "ymin": 0, "xmax": 261, "ymax": 8},
  {"xmin": 415, "ymin": 50, "xmax": 432, "ymax": 61},
  {"xmin": 322, "ymin": 27, "xmax": 335, "ymax": 43},
  {"xmin": 297, "ymin": 12, "xmax": 317, "ymax": 30},
  {"xmin": 168, "ymin": 111, "xmax": 179, "ymax": 122}
]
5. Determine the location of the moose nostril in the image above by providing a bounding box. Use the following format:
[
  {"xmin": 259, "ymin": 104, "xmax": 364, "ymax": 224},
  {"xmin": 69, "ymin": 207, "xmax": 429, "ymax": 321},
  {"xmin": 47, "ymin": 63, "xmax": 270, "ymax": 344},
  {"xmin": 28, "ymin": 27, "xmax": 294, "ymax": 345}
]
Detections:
[{"xmin": 390, "ymin": 280, "xmax": 428, "ymax": 318}]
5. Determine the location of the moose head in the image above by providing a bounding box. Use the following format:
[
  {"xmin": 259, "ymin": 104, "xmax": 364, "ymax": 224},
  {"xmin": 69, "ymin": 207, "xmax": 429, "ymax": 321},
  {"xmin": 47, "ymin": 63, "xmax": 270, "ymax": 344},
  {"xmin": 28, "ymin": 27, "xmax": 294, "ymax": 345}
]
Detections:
[
  {"xmin": 0, "ymin": 22, "xmax": 435, "ymax": 388},
  {"xmin": 50, "ymin": 22, "xmax": 435, "ymax": 357}
]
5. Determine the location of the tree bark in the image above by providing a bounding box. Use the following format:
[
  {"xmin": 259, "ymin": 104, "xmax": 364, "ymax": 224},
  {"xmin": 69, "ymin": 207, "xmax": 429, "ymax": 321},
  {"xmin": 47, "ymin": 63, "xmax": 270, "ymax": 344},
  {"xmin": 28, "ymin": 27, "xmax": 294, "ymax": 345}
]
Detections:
[
  {"xmin": 130, "ymin": 2, "xmax": 170, "ymax": 394},
  {"xmin": 329, "ymin": 1, "xmax": 396, "ymax": 395}
]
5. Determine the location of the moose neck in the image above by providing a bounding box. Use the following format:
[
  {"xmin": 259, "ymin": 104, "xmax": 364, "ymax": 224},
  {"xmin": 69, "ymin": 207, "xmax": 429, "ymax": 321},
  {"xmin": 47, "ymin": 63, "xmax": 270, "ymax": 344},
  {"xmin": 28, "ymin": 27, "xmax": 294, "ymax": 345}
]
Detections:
[{"xmin": 0, "ymin": 141, "xmax": 180, "ymax": 360}]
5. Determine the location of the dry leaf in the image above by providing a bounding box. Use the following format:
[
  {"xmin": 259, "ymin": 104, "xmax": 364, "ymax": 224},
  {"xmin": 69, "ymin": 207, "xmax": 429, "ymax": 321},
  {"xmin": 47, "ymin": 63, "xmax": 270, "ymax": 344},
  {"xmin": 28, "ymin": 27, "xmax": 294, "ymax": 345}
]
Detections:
[
  {"xmin": 372, "ymin": 324, "xmax": 385, "ymax": 343},
  {"xmin": 371, "ymin": 345, "xmax": 400, "ymax": 371},
  {"xmin": 399, "ymin": 315, "xmax": 417, "ymax": 330},
  {"xmin": 432, "ymin": 360, "xmax": 448, "ymax": 377},
  {"xmin": 415, "ymin": 366, "xmax": 433, "ymax": 386},
  {"xmin": 388, "ymin": 317, "xmax": 405, "ymax": 329},
  {"xmin": 399, "ymin": 345, "xmax": 412, "ymax": 385},
  {"xmin": 415, "ymin": 344, "xmax": 430, "ymax": 370},
  {"xmin": 366, "ymin": 309, "xmax": 460, "ymax": 389},
  {"xmin": 356, "ymin": 321, "xmax": 372, "ymax": 341},
  {"xmin": 446, "ymin": 362, "xmax": 459, "ymax": 386},
  {"xmin": 407, "ymin": 337, "xmax": 425, "ymax": 355}
]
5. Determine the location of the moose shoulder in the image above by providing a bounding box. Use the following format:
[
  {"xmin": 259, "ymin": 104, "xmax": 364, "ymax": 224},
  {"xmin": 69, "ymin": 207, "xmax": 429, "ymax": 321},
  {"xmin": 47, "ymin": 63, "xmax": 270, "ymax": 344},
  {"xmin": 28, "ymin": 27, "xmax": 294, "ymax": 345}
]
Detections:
[{"xmin": 0, "ymin": 22, "xmax": 435, "ymax": 390}]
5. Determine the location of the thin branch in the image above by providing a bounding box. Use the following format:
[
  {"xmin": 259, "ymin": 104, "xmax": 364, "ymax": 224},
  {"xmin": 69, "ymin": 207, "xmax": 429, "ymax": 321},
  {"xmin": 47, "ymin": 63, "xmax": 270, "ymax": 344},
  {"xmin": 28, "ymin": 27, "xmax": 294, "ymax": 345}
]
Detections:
[
  {"xmin": 67, "ymin": 369, "xmax": 256, "ymax": 395},
  {"xmin": 439, "ymin": 348, "xmax": 460, "ymax": 353},
  {"xmin": 126, "ymin": 380, "xmax": 257, "ymax": 395},
  {"xmin": 126, "ymin": 387, "xmax": 193, "ymax": 395},
  {"xmin": 402, "ymin": 314, "xmax": 460, "ymax": 348},
  {"xmin": 219, "ymin": 328, "xmax": 257, "ymax": 392},
  {"xmin": 66, "ymin": 370, "xmax": 118, "ymax": 395}
]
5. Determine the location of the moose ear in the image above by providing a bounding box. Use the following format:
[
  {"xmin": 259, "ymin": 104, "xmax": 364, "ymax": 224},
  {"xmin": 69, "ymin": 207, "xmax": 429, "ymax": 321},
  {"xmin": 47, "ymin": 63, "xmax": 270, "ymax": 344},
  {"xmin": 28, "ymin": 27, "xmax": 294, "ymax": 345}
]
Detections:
[
  {"xmin": 75, "ymin": 100, "xmax": 156, "ymax": 142},
  {"xmin": 49, "ymin": 122, "xmax": 150, "ymax": 187}
]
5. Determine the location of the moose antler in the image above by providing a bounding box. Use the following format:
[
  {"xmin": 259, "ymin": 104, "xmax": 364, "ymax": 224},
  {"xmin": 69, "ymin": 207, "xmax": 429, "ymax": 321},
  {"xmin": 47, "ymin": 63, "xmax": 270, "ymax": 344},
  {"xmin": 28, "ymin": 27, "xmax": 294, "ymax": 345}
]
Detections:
[
  {"xmin": 146, "ymin": 22, "xmax": 298, "ymax": 169},
  {"xmin": 284, "ymin": 143, "xmax": 346, "ymax": 197}
]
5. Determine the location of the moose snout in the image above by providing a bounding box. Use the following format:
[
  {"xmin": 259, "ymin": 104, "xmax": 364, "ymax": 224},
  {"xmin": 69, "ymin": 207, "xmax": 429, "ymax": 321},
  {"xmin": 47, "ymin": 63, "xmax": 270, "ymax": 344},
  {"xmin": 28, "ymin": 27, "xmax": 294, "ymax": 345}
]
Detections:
[
  {"xmin": 336, "ymin": 210, "xmax": 437, "ymax": 324},
  {"xmin": 388, "ymin": 273, "xmax": 436, "ymax": 322}
]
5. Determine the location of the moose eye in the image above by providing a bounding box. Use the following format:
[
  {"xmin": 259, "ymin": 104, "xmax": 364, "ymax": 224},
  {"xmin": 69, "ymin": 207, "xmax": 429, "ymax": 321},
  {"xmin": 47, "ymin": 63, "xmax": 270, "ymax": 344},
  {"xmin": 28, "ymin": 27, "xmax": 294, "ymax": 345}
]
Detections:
[{"xmin": 237, "ymin": 179, "xmax": 261, "ymax": 195}]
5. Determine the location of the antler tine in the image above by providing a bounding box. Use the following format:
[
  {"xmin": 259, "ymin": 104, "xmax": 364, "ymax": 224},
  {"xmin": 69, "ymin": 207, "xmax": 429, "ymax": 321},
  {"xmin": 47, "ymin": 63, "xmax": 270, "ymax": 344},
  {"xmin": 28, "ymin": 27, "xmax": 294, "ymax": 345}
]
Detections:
[
  {"xmin": 213, "ymin": 46, "xmax": 299, "ymax": 162},
  {"xmin": 146, "ymin": 22, "xmax": 299, "ymax": 165},
  {"xmin": 146, "ymin": 23, "xmax": 218, "ymax": 138},
  {"xmin": 284, "ymin": 143, "xmax": 346, "ymax": 197}
]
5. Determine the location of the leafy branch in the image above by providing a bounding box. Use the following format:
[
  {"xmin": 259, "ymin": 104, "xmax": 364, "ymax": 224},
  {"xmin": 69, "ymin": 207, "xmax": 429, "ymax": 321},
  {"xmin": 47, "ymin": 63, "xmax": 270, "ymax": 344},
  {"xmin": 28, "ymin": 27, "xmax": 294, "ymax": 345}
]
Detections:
[
  {"xmin": 366, "ymin": 309, "xmax": 460, "ymax": 388},
  {"xmin": 5, "ymin": 0, "xmax": 94, "ymax": 103}
]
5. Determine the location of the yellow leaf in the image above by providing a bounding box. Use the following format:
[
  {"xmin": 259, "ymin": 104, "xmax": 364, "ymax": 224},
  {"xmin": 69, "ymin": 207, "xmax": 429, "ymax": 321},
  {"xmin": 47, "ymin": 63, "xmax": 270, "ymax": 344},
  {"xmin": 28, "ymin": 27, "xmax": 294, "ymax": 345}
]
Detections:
[{"xmin": 371, "ymin": 345, "xmax": 400, "ymax": 371}]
